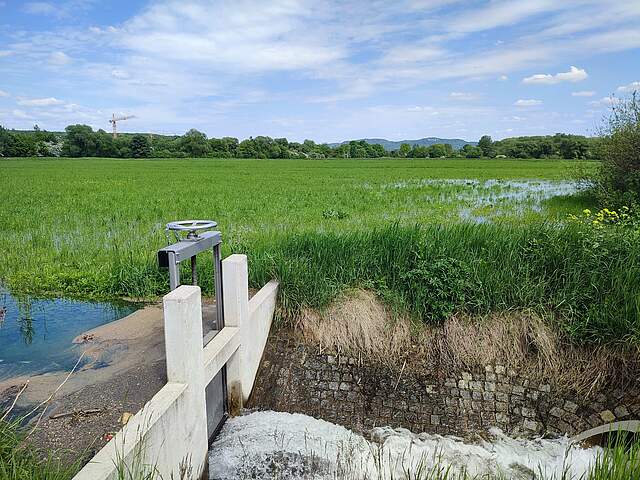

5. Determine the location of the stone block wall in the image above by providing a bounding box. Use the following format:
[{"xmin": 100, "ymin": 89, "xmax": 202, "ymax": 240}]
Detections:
[{"xmin": 249, "ymin": 333, "xmax": 640, "ymax": 438}]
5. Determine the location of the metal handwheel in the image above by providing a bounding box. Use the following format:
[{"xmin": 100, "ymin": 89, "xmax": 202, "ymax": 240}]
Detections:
[{"xmin": 166, "ymin": 220, "xmax": 218, "ymax": 242}]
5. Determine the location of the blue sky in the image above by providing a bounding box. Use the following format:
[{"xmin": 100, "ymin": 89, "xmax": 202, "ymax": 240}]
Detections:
[{"xmin": 0, "ymin": 0, "xmax": 639, "ymax": 142}]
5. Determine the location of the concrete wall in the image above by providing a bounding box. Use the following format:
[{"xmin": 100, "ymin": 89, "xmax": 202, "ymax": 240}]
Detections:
[{"xmin": 73, "ymin": 255, "xmax": 278, "ymax": 480}]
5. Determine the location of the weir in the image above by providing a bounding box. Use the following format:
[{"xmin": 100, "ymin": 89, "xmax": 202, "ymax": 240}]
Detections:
[{"xmin": 72, "ymin": 222, "xmax": 279, "ymax": 480}]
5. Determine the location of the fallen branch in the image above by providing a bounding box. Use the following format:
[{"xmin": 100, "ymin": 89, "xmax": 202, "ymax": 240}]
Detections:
[{"xmin": 49, "ymin": 408, "xmax": 103, "ymax": 420}]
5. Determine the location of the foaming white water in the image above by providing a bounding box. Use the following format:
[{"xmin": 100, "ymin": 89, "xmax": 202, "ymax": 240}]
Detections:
[{"xmin": 209, "ymin": 411, "xmax": 601, "ymax": 479}]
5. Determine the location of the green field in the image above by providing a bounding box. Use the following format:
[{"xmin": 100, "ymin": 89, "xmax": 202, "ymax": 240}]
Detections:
[
  {"xmin": 1, "ymin": 157, "xmax": 593, "ymax": 244},
  {"xmin": 3, "ymin": 157, "xmax": 639, "ymax": 346}
]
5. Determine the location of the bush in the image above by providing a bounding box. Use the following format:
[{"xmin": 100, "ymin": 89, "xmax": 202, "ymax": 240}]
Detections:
[
  {"xmin": 596, "ymin": 92, "xmax": 640, "ymax": 206},
  {"xmin": 400, "ymin": 256, "xmax": 475, "ymax": 323}
]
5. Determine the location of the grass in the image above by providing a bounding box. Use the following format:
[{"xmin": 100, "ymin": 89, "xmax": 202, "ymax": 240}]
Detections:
[
  {"xmin": 0, "ymin": 416, "xmax": 163, "ymax": 480},
  {"xmin": 246, "ymin": 223, "xmax": 640, "ymax": 345},
  {"xmin": 0, "ymin": 157, "xmax": 595, "ymax": 296},
  {"xmin": 2, "ymin": 156, "xmax": 636, "ymax": 347},
  {"xmin": 0, "ymin": 418, "xmax": 80, "ymax": 480}
]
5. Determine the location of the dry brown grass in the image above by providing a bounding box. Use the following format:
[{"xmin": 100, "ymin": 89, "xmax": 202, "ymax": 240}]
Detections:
[
  {"xmin": 297, "ymin": 289, "xmax": 412, "ymax": 364},
  {"xmin": 428, "ymin": 311, "xmax": 639, "ymax": 396},
  {"xmin": 296, "ymin": 289, "xmax": 639, "ymax": 397}
]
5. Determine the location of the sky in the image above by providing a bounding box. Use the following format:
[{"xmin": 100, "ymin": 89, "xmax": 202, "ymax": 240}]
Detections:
[{"xmin": 0, "ymin": 0, "xmax": 639, "ymax": 142}]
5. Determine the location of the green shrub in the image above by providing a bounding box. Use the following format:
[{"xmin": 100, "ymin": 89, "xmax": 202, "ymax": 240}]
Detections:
[
  {"xmin": 596, "ymin": 92, "xmax": 640, "ymax": 207},
  {"xmin": 400, "ymin": 256, "xmax": 475, "ymax": 323}
]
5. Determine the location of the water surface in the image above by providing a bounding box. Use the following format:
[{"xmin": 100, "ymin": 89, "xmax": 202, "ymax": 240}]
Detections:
[{"xmin": 0, "ymin": 288, "xmax": 137, "ymax": 380}]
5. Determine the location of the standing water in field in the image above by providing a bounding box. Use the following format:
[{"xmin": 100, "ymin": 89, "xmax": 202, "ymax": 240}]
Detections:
[
  {"xmin": 375, "ymin": 179, "xmax": 587, "ymax": 223},
  {"xmin": 209, "ymin": 411, "xmax": 601, "ymax": 480},
  {"xmin": 0, "ymin": 288, "xmax": 137, "ymax": 381}
]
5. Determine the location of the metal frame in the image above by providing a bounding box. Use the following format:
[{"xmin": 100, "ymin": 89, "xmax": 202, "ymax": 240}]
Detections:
[{"xmin": 158, "ymin": 230, "xmax": 224, "ymax": 330}]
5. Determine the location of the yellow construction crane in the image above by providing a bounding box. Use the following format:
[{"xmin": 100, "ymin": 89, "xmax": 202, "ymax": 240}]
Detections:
[{"xmin": 109, "ymin": 113, "xmax": 135, "ymax": 138}]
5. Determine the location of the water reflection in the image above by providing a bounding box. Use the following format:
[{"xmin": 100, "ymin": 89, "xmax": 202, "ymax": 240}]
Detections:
[{"xmin": 0, "ymin": 288, "xmax": 137, "ymax": 380}]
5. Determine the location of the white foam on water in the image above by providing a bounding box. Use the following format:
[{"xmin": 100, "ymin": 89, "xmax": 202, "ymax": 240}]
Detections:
[{"xmin": 208, "ymin": 411, "xmax": 602, "ymax": 480}]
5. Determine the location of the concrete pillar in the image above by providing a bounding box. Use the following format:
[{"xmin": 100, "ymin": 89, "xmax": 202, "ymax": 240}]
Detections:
[
  {"xmin": 163, "ymin": 285, "xmax": 208, "ymax": 478},
  {"xmin": 222, "ymin": 254, "xmax": 249, "ymax": 413}
]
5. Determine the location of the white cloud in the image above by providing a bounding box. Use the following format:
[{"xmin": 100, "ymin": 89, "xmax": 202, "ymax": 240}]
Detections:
[
  {"xmin": 118, "ymin": 0, "xmax": 346, "ymax": 73},
  {"xmin": 514, "ymin": 99, "xmax": 542, "ymax": 107},
  {"xmin": 111, "ymin": 69, "xmax": 130, "ymax": 79},
  {"xmin": 571, "ymin": 91, "xmax": 595, "ymax": 97},
  {"xmin": 380, "ymin": 44, "xmax": 445, "ymax": 64},
  {"xmin": 0, "ymin": 50, "xmax": 14, "ymax": 58},
  {"xmin": 23, "ymin": 2, "xmax": 58, "ymax": 15},
  {"xmin": 574, "ymin": 28, "xmax": 640, "ymax": 54},
  {"xmin": 22, "ymin": 1, "xmax": 93, "ymax": 18},
  {"xmin": 407, "ymin": 0, "xmax": 464, "ymax": 10},
  {"xmin": 617, "ymin": 81, "xmax": 640, "ymax": 93},
  {"xmin": 449, "ymin": 92, "xmax": 477, "ymax": 101},
  {"xmin": 0, "ymin": 90, "xmax": 9, "ymax": 97},
  {"xmin": 448, "ymin": 1, "xmax": 567, "ymax": 34},
  {"xmin": 522, "ymin": 66, "xmax": 587, "ymax": 84},
  {"xmin": 4, "ymin": 0, "xmax": 640, "ymax": 138},
  {"xmin": 48, "ymin": 51, "xmax": 72, "ymax": 65},
  {"xmin": 17, "ymin": 97, "xmax": 65, "ymax": 107},
  {"xmin": 12, "ymin": 109, "xmax": 32, "ymax": 119}
]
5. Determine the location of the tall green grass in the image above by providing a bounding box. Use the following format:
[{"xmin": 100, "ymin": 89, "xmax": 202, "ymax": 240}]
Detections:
[
  {"xmin": 585, "ymin": 433, "xmax": 640, "ymax": 480},
  {"xmin": 237, "ymin": 223, "xmax": 639, "ymax": 345},
  {"xmin": 0, "ymin": 157, "xmax": 592, "ymax": 300},
  {"xmin": 0, "ymin": 418, "xmax": 80, "ymax": 480},
  {"xmin": 3, "ymin": 222, "xmax": 638, "ymax": 346}
]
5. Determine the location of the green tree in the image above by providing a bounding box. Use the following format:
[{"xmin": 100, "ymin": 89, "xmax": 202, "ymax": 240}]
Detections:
[
  {"xmin": 462, "ymin": 145, "xmax": 482, "ymax": 158},
  {"xmin": 348, "ymin": 140, "xmax": 369, "ymax": 158},
  {"xmin": 179, "ymin": 129, "xmax": 209, "ymax": 157},
  {"xmin": 94, "ymin": 129, "xmax": 117, "ymax": 157},
  {"xmin": 478, "ymin": 135, "xmax": 494, "ymax": 157},
  {"xmin": 558, "ymin": 135, "xmax": 588, "ymax": 159},
  {"xmin": 62, "ymin": 124, "xmax": 97, "ymax": 157},
  {"xmin": 238, "ymin": 137, "xmax": 258, "ymax": 158},
  {"xmin": 398, "ymin": 143, "xmax": 411, "ymax": 157},
  {"xmin": 370, "ymin": 144, "xmax": 386, "ymax": 157},
  {"xmin": 410, "ymin": 145, "xmax": 429, "ymax": 158},
  {"xmin": 130, "ymin": 134, "xmax": 152, "ymax": 158},
  {"xmin": 596, "ymin": 92, "xmax": 640, "ymax": 205},
  {"xmin": 428, "ymin": 144, "xmax": 447, "ymax": 158},
  {"xmin": 0, "ymin": 126, "xmax": 16, "ymax": 157}
]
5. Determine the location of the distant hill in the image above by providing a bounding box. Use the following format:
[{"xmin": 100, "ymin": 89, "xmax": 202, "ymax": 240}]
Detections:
[{"xmin": 328, "ymin": 137, "xmax": 476, "ymax": 151}]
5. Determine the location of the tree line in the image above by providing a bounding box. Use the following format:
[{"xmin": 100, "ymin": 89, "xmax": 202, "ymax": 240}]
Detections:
[{"xmin": 0, "ymin": 124, "xmax": 600, "ymax": 160}]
